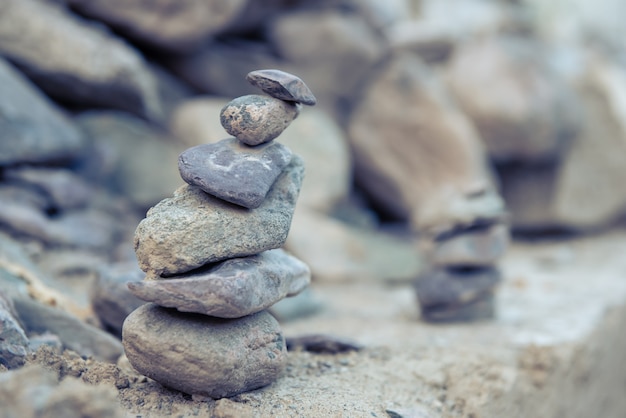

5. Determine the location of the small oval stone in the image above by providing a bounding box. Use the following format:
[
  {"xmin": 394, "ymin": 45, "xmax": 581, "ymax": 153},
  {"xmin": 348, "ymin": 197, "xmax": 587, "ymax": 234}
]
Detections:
[
  {"xmin": 246, "ymin": 69, "xmax": 317, "ymax": 106},
  {"xmin": 122, "ymin": 304, "xmax": 287, "ymax": 398},
  {"xmin": 431, "ymin": 223, "xmax": 509, "ymax": 267},
  {"xmin": 220, "ymin": 95, "xmax": 300, "ymax": 146}
]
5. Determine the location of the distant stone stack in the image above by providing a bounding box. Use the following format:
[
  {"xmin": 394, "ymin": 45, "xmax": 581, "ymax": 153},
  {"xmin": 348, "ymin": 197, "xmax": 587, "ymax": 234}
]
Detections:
[
  {"xmin": 415, "ymin": 219, "xmax": 509, "ymax": 322},
  {"xmin": 122, "ymin": 70, "xmax": 316, "ymax": 399}
]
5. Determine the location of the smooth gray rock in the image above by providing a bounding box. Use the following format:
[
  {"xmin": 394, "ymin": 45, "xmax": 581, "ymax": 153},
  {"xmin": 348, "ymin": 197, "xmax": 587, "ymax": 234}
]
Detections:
[
  {"xmin": 122, "ymin": 305, "xmax": 287, "ymax": 398},
  {"xmin": 431, "ymin": 223, "xmax": 509, "ymax": 267},
  {"xmin": 0, "ymin": 58, "xmax": 84, "ymax": 166},
  {"xmin": 246, "ymin": 69, "xmax": 317, "ymax": 106},
  {"xmin": 220, "ymin": 94, "xmax": 300, "ymax": 146},
  {"xmin": 135, "ymin": 156, "xmax": 304, "ymax": 277},
  {"xmin": 415, "ymin": 267, "xmax": 501, "ymax": 310},
  {"xmin": 128, "ymin": 249, "xmax": 310, "ymax": 318},
  {"xmin": 178, "ymin": 138, "xmax": 293, "ymax": 209},
  {"xmin": 91, "ymin": 262, "xmax": 146, "ymax": 336},
  {"xmin": 0, "ymin": 291, "xmax": 29, "ymax": 369}
]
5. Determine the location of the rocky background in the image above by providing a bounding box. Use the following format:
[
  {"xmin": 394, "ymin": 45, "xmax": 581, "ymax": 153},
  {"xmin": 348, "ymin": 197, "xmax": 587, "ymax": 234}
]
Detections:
[{"xmin": 1, "ymin": 0, "xmax": 626, "ymax": 416}]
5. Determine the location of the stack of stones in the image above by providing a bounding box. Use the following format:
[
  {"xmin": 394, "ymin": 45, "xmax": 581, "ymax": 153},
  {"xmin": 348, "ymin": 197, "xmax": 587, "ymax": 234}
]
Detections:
[
  {"xmin": 121, "ymin": 69, "xmax": 316, "ymax": 399},
  {"xmin": 415, "ymin": 219, "xmax": 509, "ymax": 322}
]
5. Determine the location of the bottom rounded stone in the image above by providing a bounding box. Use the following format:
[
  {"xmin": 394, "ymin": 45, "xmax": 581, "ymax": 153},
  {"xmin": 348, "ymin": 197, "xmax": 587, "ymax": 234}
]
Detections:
[{"xmin": 122, "ymin": 304, "xmax": 286, "ymax": 398}]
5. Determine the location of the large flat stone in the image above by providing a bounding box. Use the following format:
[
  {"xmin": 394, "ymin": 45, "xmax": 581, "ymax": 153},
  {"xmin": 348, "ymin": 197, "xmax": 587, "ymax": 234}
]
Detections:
[
  {"xmin": 134, "ymin": 156, "xmax": 304, "ymax": 277},
  {"xmin": 128, "ymin": 249, "xmax": 310, "ymax": 318},
  {"xmin": 122, "ymin": 305, "xmax": 287, "ymax": 398}
]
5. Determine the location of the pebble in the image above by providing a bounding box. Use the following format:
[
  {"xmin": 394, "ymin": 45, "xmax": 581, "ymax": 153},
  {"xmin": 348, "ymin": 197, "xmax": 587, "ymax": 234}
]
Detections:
[
  {"xmin": 415, "ymin": 267, "xmax": 501, "ymax": 311},
  {"xmin": 431, "ymin": 223, "xmax": 509, "ymax": 267},
  {"xmin": 220, "ymin": 94, "xmax": 300, "ymax": 146},
  {"xmin": 134, "ymin": 155, "xmax": 304, "ymax": 277},
  {"xmin": 123, "ymin": 304, "xmax": 287, "ymax": 399},
  {"xmin": 128, "ymin": 249, "xmax": 310, "ymax": 318},
  {"xmin": 246, "ymin": 69, "xmax": 317, "ymax": 106},
  {"xmin": 178, "ymin": 138, "xmax": 293, "ymax": 209}
]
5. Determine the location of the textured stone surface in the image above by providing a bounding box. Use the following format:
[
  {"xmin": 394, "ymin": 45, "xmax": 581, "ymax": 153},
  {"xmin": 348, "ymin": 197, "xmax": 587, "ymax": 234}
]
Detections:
[
  {"xmin": 0, "ymin": 291, "xmax": 29, "ymax": 369},
  {"xmin": 178, "ymin": 138, "xmax": 293, "ymax": 209},
  {"xmin": 415, "ymin": 267, "xmax": 501, "ymax": 309},
  {"xmin": 246, "ymin": 69, "xmax": 317, "ymax": 105},
  {"xmin": 128, "ymin": 249, "xmax": 310, "ymax": 318},
  {"xmin": 431, "ymin": 223, "xmax": 509, "ymax": 267},
  {"xmin": 0, "ymin": 58, "xmax": 84, "ymax": 166},
  {"xmin": 348, "ymin": 53, "xmax": 504, "ymax": 234},
  {"xmin": 134, "ymin": 156, "xmax": 304, "ymax": 277},
  {"xmin": 0, "ymin": 0, "xmax": 161, "ymax": 119},
  {"xmin": 122, "ymin": 305, "xmax": 287, "ymax": 398},
  {"xmin": 220, "ymin": 94, "xmax": 300, "ymax": 146}
]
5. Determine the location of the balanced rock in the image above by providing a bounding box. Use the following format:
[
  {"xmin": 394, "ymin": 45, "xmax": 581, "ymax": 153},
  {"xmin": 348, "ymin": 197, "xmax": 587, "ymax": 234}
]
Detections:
[
  {"xmin": 178, "ymin": 138, "xmax": 293, "ymax": 209},
  {"xmin": 135, "ymin": 155, "xmax": 304, "ymax": 277},
  {"xmin": 220, "ymin": 94, "xmax": 300, "ymax": 146},
  {"xmin": 246, "ymin": 69, "xmax": 317, "ymax": 106},
  {"xmin": 431, "ymin": 223, "xmax": 509, "ymax": 267},
  {"xmin": 128, "ymin": 249, "xmax": 310, "ymax": 318},
  {"xmin": 122, "ymin": 305, "xmax": 287, "ymax": 399}
]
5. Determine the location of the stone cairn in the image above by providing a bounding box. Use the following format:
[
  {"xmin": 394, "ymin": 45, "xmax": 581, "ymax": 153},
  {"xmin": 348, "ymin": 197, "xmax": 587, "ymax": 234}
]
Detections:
[
  {"xmin": 415, "ymin": 218, "xmax": 509, "ymax": 322},
  {"xmin": 121, "ymin": 69, "xmax": 316, "ymax": 399}
]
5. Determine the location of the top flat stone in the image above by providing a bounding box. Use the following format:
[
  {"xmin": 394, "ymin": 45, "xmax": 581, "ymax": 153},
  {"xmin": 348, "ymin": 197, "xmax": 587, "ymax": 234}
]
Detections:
[
  {"xmin": 178, "ymin": 138, "xmax": 293, "ymax": 209},
  {"xmin": 246, "ymin": 69, "xmax": 317, "ymax": 106}
]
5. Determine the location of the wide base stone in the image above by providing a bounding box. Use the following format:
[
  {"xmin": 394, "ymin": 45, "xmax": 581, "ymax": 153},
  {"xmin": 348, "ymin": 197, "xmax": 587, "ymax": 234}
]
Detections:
[{"xmin": 122, "ymin": 304, "xmax": 286, "ymax": 399}]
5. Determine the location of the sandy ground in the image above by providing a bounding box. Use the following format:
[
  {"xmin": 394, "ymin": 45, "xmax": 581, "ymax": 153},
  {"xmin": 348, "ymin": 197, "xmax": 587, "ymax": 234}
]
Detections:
[{"xmin": 7, "ymin": 229, "xmax": 626, "ymax": 418}]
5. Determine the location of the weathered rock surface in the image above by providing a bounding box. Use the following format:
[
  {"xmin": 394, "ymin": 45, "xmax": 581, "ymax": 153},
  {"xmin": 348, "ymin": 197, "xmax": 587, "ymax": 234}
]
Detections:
[
  {"xmin": 446, "ymin": 35, "xmax": 580, "ymax": 163},
  {"xmin": 246, "ymin": 69, "xmax": 317, "ymax": 105},
  {"xmin": 91, "ymin": 262, "xmax": 146, "ymax": 336},
  {"xmin": 431, "ymin": 223, "xmax": 510, "ymax": 267},
  {"xmin": 0, "ymin": 58, "xmax": 84, "ymax": 167},
  {"xmin": 0, "ymin": 0, "xmax": 161, "ymax": 119},
  {"xmin": 128, "ymin": 249, "xmax": 310, "ymax": 318},
  {"xmin": 67, "ymin": 0, "xmax": 248, "ymax": 52},
  {"xmin": 348, "ymin": 53, "xmax": 504, "ymax": 234},
  {"xmin": 0, "ymin": 292, "xmax": 29, "ymax": 369},
  {"xmin": 123, "ymin": 304, "xmax": 287, "ymax": 398},
  {"xmin": 178, "ymin": 138, "xmax": 293, "ymax": 209},
  {"xmin": 220, "ymin": 95, "xmax": 300, "ymax": 146},
  {"xmin": 134, "ymin": 156, "xmax": 304, "ymax": 277}
]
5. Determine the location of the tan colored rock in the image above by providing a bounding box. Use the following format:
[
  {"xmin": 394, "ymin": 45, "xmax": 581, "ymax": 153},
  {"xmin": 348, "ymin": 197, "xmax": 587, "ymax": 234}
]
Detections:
[
  {"xmin": 67, "ymin": 0, "xmax": 248, "ymax": 52},
  {"xmin": 0, "ymin": 0, "xmax": 161, "ymax": 119},
  {"xmin": 446, "ymin": 35, "xmax": 580, "ymax": 163},
  {"xmin": 170, "ymin": 97, "xmax": 230, "ymax": 147},
  {"xmin": 498, "ymin": 52, "xmax": 626, "ymax": 231},
  {"xmin": 348, "ymin": 53, "xmax": 505, "ymax": 235}
]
